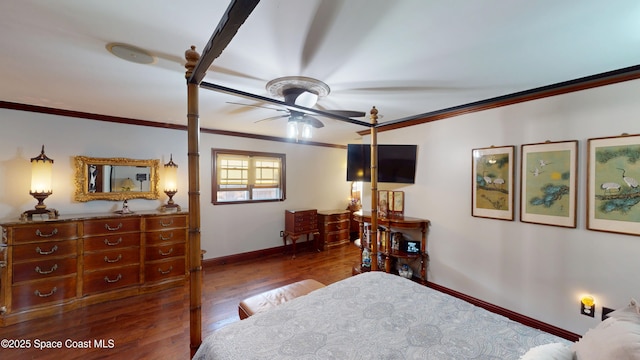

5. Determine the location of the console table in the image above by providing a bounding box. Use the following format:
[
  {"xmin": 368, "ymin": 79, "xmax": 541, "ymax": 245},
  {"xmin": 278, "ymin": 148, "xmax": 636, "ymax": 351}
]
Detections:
[
  {"xmin": 352, "ymin": 211, "xmax": 430, "ymax": 283},
  {"xmin": 0, "ymin": 210, "xmax": 188, "ymax": 327}
]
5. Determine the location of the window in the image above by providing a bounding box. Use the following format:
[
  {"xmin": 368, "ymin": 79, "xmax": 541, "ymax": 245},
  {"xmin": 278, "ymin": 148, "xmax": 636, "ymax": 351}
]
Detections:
[{"xmin": 212, "ymin": 149, "xmax": 286, "ymax": 204}]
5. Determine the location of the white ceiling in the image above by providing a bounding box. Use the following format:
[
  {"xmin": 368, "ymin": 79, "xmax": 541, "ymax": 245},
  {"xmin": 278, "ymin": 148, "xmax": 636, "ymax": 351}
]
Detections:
[{"xmin": 1, "ymin": 0, "xmax": 640, "ymax": 145}]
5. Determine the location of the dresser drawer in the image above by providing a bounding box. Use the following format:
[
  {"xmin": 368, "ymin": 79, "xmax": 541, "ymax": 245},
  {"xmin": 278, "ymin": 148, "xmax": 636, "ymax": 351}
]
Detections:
[
  {"xmin": 83, "ymin": 247, "xmax": 140, "ymax": 271},
  {"xmin": 325, "ymin": 220, "xmax": 349, "ymax": 232},
  {"xmin": 13, "ymin": 257, "xmax": 77, "ymax": 283},
  {"xmin": 293, "ymin": 223, "xmax": 317, "ymax": 232},
  {"xmin": 83, "ymin": 217, "xmax": 140, "ymax": 236},
  {"xmin": 145, "ymin": 242, "xmax": 186, "ymax": 261},
  {"xmin": 145, "ymin": 258, "xmax": 185, "ymax": 282},
  {"xmin": 324, "ymin": 229, "xmax": 350, "ymax": 244},
  {"xmin": 322, "ymin": 212, "xmax": 350, "ymax": 221},
  {"xmin": 11, "ymin": 222, "xmax": 78, "ymax": 243},
  {"xmin": 294, "ymin": 213, "xmax": 317, "ymax": 223},
  {"xmin": 144, "ymin": 215, "xmax": 187, "ymax": 231},
  {"xmin": 83, "ymin": 232, "xmax": 140, "ymax": 251},
  {"xmin": 145, "ymin": 229, "xmax": 186, "ymax": 245},
  {"xmin": 12, "ymin": 276, "xmax": 76, "ymax": 311},
  {"xmin": 83, "ymin": 264, "xmax": 140, "ymax": 295},
  {"xmin": 12, "ymin": 240, "xmax": 77, "ymax": 261}
]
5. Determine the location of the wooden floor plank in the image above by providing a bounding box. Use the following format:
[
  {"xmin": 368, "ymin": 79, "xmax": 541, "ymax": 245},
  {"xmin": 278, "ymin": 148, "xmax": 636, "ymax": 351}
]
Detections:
[{"xmin": 0, "ymin": 243, "xmax": 360, "ymax": 359}]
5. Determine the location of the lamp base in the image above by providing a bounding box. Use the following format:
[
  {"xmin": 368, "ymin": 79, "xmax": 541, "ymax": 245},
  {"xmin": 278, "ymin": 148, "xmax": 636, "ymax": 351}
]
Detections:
[
  {"xmin": 21, "ymin": 208, "xmax": 59, "ymax": 221},
  {"xmin": 160, "ymin": 203, "xmax": 181, "ymax": 212},
  {"xmin": 161, "ymin": 190, "xmax": 181, "ymax": 212}
]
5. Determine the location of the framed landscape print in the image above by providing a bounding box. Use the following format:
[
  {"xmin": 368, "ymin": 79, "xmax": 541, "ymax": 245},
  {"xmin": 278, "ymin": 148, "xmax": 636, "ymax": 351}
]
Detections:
[
  {"xmin": 520, "ymin": 140, "xmax": 578, "ymax": 228},
  {"xmin": 472, "ymin": 145, "xmax": 515, "ymax": 220},
  {"xmin": 588, "ymin": 133, "xmax": 640, "ymax": 235}
]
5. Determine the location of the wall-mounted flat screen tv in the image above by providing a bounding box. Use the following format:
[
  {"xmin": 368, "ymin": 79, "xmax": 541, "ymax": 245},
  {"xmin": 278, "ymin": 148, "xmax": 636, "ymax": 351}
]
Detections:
[{"xmin": 346, "ymin": 144, "xmax": 417, "ymax": 183}]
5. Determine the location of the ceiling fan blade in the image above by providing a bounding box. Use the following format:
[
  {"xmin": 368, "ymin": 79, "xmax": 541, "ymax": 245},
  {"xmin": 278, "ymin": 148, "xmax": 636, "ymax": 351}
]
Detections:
[
  {"xmin": 148, "ymin": 50, "xmax": 264, "ymax": 81},
  {"xmin": 299, "ymin": 1, "xmax": 396, "ymax": 77},
  {"xmin": 255, "ymin": 114, "xmax": 288, "ymax": 123},
  {"xmin": 304, "ymin": 115, "xmax": 325, "ymax": 128},
  {"xmin": 226, "ymin": 101, "xmax": 288, "ymax": 112}
]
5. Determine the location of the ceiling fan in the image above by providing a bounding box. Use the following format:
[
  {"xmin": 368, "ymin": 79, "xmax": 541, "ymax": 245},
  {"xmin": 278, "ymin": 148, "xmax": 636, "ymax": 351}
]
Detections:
[{"xmin": 227, "ymin": 76, "xmax": 366, "ymax": 138}]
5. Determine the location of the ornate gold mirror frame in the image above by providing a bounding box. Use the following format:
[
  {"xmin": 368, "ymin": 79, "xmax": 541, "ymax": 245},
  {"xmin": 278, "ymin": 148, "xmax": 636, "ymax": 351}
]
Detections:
[{"xmin": 73, "ymin": 156, "xmax": 160, "ymax": 201}]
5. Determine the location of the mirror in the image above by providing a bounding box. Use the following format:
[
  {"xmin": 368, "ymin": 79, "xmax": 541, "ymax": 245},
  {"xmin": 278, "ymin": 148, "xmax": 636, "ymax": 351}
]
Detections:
[{"xmin": 73, "ymin": 156, "xmax": 160, "ymax": 201}]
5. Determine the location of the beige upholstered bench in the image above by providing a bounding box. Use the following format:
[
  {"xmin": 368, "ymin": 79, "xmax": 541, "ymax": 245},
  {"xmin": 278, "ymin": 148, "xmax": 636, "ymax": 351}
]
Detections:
[{"xmin": 238, "ymin": 279, "xmax": 326, "ymax": 319}]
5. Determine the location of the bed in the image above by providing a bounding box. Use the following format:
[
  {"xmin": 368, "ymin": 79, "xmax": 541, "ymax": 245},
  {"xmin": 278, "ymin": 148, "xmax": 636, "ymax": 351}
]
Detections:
[{"xmin": 193, "ymin": 271, "xmax": 571, "ymax": 359}]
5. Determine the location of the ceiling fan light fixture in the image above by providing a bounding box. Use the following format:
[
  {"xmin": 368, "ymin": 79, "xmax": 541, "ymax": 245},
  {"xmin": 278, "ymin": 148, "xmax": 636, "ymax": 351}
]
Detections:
[
  {"xmin": 301, "ymin": 122, "xmax": 313, "ymax": 139},
  {"xmin": 287, "ymin": 121, "xmax": 298, "ymax": 139}
]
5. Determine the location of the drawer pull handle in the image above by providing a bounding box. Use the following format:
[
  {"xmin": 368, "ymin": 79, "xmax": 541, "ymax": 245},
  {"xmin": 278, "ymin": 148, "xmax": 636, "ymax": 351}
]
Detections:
[
  {"xmin": 35, "ymin": 228, "xmax": 58, "ymax": 238},
  {"xmin": 158, "ymin": 266, "xmax": 173, "ymax": 275},
  {"xmin": 35, "ymin": 245, "xmax": 58, "ymax": 255},
  {"xmin": 104, "ymin": 238, "xmax": 122, "ymax": 246},
  {"xmin": 160, "ymin": 219, "xmax": 174, "ymax": 227},
  {"xmin": 35, "ymin": 264, "xmax": 58, "ymax": 275},
  {"xmin": 104, "ymin": 274, "xmax": 122, "ymax": 283},
  {"xmin": 160, "ymin": 233, "xmax": 174, "ymax": 241},
  {"xmin": 104, "ymin": 254, "xmax": 122, "ymax": 263},
  {"xmin": 159, "ymin": 248, "xmax": 174, "ymax": 256},
  {"xmin": 104, "ymin": 223, "xmax": 123, "ymax": 231},
  {"xmin": 34, "ymin": 287, "xmax": 57, "ymax": 298}
]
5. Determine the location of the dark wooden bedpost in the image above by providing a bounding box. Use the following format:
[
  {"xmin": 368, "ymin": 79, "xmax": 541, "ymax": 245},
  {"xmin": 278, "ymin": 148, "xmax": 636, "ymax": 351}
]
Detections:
[
  {"xmin": 369, "ymin": 106, "xmax": 379, "ymax": 271},
  {"xmin": 185, "ymin": 45, "xmax": 203, "ymax": 356}
]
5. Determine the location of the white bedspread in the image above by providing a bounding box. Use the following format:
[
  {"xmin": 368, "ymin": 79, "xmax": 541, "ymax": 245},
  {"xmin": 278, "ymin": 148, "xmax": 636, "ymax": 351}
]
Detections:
[{"xmin": 194, "ymin": 271, "xmax": 570, "ymax": 359}]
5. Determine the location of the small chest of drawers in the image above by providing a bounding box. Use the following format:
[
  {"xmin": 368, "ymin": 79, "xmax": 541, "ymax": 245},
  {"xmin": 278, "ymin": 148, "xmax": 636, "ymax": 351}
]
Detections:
[
  {"xmin": 317, "ymin": 210, "xmax": 350, "ymax": 250},
  {"xmin": 283, "ymin": 209, "xmax": 318, "ymax": 257}
]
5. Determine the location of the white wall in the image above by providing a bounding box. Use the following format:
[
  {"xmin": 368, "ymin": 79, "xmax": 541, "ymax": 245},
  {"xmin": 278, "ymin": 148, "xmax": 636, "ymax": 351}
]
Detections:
[
  {"xmin": 361, "ymin": 78, "xmax": 640, "ymax": 335},
  {"xmin": 0, "ymin": 108, "xmax": 351, "ymax": 259}
]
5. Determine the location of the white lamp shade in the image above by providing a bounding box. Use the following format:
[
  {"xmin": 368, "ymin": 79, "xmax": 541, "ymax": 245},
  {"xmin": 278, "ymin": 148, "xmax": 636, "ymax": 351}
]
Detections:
[
  {"xmin": 30, "ymin": 159, "xmax": 53, "ymax": 193},
  {"xmin": 164, "ymin": 165, "xmax": 178, "ymax": 192}
]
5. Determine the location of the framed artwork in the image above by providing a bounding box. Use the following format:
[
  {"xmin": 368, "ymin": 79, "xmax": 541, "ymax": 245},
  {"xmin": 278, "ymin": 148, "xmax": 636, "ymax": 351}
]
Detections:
[
  {"xmin": 389, "ymin": 191, "xmax": 404, "ymax": 217},
  {"xmin": 378, "ymin": 190, "xmax": 404, "ymax": 218},
  {"xmin": 587, "ymin": 133, "xmax": 640, "ymax": 235},
  {"xmin": 378, "ymin": 190, "xmax": 389, "ymax": 218},
  {"xmin": 472, "ymin": 145, "xmax": 515, "ymax": 220},
  {"xmin": 520, "ymin": 140, "xmax": 578, "ymax": 228}
]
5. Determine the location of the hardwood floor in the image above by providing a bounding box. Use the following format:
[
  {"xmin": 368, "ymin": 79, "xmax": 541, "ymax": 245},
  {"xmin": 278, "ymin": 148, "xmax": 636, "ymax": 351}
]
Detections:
[{"xmin": 0, "ymin": 242, "xmax": 360, "ymax": 360}]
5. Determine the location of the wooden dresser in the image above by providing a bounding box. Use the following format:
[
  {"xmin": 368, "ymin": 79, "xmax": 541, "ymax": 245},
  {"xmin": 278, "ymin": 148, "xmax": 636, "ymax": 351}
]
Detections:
[
  {"xmin": 283, "ymin": 209, "xmax": 318, "ymax": 257},
  {"xmin": 317, "ymin": 210, "xmax": 350, "ymax": 250},
  {"xmin": 0, "ymin": 211, "xmax": 188, "ymax": 326}
]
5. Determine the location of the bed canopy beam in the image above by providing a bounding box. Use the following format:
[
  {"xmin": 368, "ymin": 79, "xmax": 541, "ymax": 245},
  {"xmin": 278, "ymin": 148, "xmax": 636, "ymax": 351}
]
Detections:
[{"xmin": 187, "ymin": 0, "xmax": 260, "ymax": 85}]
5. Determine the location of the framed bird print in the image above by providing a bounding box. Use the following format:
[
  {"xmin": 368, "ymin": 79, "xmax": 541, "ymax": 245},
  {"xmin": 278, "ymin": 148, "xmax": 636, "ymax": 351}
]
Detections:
[
  {"xmin": 588, "ymin": 133, "xmax": 640, "ymax": 235},
  {"xmin": 472, "ymin": 145, "xmax": 515, "ymax": 221},
  {"xmin": 520, "ymin": 140, "xmax": 578, "ymax": 228}
]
